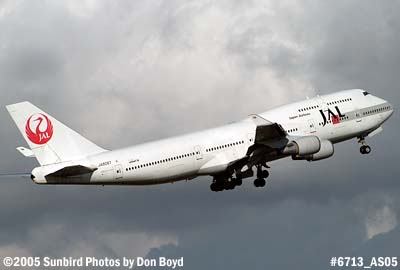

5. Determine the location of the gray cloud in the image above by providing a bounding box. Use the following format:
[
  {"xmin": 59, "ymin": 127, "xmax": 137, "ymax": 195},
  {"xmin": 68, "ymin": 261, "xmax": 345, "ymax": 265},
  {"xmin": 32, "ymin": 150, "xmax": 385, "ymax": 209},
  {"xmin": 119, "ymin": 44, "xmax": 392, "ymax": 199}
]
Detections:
[{"xmin": 0, "ymin": 0, "xmax": 399, "ymax": 269}]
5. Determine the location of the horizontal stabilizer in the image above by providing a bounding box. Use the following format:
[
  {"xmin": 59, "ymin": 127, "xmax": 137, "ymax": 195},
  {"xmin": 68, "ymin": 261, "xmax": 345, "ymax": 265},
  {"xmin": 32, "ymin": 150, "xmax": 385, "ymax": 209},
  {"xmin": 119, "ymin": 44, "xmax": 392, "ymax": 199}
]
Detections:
[
  {"xmin": 46, "ymin": 165, "xmax": 97, "ymax": 177},
  {"xmin": 16, "ymin": 147, "xmax": 35, "ymax": 158}
]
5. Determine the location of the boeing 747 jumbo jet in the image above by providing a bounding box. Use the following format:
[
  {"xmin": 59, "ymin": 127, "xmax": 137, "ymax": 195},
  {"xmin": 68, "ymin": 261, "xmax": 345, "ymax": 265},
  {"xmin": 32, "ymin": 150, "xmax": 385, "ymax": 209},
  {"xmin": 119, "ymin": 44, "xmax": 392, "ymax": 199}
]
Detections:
[{"xmin": 6, "ymin": 89, "xmax": 394, "ymax": 192}]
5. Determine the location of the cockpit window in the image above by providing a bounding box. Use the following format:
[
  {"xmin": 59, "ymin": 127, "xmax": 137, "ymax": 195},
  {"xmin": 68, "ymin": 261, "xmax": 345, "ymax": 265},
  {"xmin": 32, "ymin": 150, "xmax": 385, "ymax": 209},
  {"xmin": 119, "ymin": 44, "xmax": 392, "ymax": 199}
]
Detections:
[{"xmin": 363, "ymin": 91, "xmax": 370, "ymax": 96}]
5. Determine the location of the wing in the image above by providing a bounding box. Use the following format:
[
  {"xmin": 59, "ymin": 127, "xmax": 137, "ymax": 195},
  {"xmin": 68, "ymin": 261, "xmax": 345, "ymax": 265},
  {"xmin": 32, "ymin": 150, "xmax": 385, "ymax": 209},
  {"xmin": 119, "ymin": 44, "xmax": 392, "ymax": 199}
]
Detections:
[{"xmin": 226, "ymin": 114, "xmax": 289, "ymax": 174}]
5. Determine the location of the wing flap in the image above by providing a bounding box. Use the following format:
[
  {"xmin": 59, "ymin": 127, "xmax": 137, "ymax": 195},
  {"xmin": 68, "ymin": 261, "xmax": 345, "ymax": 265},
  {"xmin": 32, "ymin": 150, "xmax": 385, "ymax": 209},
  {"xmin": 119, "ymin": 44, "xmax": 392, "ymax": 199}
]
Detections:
[
  {"xmin": 248, "ymin": 114, "xmax": 286, "ymax": 143},
  {"xmin": 255, "ymin": 123, "xmax": 286, "ymax": 143}
]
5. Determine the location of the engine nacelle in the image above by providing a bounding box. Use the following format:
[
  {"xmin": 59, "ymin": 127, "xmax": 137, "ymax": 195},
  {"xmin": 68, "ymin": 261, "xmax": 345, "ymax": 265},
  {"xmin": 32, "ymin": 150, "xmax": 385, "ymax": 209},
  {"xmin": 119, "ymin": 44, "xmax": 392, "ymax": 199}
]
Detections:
[
  {"xmin": 293, "ymin": 140, "xmax": 334, "ymax": 162},
  {"xmin": 282, "ymin": 136, "xmax": 321, "ymax": 156}
]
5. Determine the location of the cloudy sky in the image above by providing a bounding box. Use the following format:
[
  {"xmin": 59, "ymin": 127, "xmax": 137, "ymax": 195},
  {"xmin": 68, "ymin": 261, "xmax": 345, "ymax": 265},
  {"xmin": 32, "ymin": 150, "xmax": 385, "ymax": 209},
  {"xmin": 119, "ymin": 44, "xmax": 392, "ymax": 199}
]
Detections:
[{"xmin": 0, "ymin": 0, "xmax": 399, "ymax": 269}]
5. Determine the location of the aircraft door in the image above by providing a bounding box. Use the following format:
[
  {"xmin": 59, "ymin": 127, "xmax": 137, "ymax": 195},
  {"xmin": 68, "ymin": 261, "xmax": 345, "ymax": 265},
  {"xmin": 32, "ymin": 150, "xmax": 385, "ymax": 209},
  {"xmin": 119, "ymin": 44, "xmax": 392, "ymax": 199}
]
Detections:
[
  {"xmin": 114, "ymin": 164, "xmax": 123, "ymax": 180},
  {"xmin": 354, "ymin": 110, "xmax": 364, "ymax": 132},
  {"xmin": 247, "ymin": 133, "xmax": 255, "ymax": 144},
  {"xmin": 355, "ymin": 111, "xmax": 362, "ymax": 122},
  {"xmin": 308, "ymin": 119, "xmax": 316, "ymax": 134},
  {"xmin": 194, "ymin": 145, "xmax": 203, "ymax": 160}
]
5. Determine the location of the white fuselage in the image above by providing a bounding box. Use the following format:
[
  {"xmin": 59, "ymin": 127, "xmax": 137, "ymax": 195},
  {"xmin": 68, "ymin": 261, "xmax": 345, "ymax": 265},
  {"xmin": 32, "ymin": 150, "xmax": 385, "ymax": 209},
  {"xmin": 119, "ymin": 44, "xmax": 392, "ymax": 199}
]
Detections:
[{"xmin": 32, "ymin": 89, "xmax": 393, "ymax": 185}]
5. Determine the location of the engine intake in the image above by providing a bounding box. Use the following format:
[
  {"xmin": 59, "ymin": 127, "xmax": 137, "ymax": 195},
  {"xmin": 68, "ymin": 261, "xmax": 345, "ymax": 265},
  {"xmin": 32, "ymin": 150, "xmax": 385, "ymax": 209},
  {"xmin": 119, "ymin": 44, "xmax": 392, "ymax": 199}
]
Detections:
[
  {"xmin": 293, "ymin": 140, "xmax": 334, "ymax": 161},
  {"xmin": 282, "ymin": 136, "xmax": 321, "ymax": 156}
]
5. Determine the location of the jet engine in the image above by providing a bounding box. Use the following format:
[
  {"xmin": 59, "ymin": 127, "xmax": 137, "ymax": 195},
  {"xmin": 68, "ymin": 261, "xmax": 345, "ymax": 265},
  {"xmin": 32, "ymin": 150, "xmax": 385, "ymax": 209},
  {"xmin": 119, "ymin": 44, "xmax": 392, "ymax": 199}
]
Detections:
[
  {"xmin": 282, "ymin": 136, "xmax": 321, "ymax": 156},
  {"xmin": 292, "ymin": 140, "xmax": 334, "ymax": 161}
]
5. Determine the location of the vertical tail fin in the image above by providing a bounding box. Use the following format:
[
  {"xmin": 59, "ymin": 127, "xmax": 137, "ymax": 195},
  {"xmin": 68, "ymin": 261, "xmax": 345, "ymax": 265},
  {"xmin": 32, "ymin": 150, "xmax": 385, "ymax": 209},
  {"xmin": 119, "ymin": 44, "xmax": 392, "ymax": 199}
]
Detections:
[{"xmin": 6, "ymin": 102, "xmax": 107, "ymax": 165}]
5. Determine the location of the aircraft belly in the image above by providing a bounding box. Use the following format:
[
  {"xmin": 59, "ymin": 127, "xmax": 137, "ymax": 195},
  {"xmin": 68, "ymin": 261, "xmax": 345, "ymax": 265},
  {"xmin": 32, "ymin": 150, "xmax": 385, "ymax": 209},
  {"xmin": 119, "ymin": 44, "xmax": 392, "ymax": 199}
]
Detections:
[{"xmin": 198, "ymin": 152, "xmax": 238, "ymax": 175}]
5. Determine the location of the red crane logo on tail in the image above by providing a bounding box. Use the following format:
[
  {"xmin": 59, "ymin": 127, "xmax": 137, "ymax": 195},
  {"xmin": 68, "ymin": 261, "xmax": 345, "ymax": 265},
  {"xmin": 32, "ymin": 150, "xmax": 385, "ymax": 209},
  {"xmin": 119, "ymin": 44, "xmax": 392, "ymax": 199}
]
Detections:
[{"xmin": 25, "ymin": 114, "xmax": 53, "ymax": 145}]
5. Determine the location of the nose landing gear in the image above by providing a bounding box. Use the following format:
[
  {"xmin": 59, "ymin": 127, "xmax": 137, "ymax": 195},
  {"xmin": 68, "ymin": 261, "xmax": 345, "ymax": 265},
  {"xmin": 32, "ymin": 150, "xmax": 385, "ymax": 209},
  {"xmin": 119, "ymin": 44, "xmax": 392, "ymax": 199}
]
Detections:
[{"xmin": 358, "ymin": 137, "xmax": 372, "ymax": 155}]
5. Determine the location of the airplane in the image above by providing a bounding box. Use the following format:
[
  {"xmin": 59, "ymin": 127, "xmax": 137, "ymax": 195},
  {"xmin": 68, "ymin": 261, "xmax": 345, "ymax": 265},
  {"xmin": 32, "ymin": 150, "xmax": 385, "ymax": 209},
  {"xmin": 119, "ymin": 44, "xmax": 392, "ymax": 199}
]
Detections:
[{"xmin": 5, "ymin": 89, "xmax": 394, "ymax": 192}]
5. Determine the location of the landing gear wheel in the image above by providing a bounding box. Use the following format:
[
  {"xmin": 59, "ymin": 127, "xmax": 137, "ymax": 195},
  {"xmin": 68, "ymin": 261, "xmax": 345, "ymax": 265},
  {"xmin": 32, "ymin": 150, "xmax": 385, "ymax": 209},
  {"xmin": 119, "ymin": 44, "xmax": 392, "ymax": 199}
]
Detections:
[
  {"xmin": 258, "ymin": 178, "xmax": 266, "ymax": 187},
  {"xmin": 210, "ymin": 183, "xmax": 218, "ymax": 192},
  {"xmin": 225, "ymin": 179, "xmax": 236, "ymax": 190},
  {"xmin": 254, "ymin": 178, "xmax": 266, "ymax": 188},
  {"xmin": 259, "ymin": 170, "xmax": 269, "ymax": 179},
  {"xmin": 360, "ymin": 145, "xmax": 371, "ymax": 155},
  {"xmin": 235, "ymin": 178, "xmax": 243, "ymax": 186},
  {"xmin": 210, "ymin": 182, "xmax": 224, "ymax": 192},
  {"xmin": 253, "ymin": 179, "xmax": 258, "ymax": 187}
]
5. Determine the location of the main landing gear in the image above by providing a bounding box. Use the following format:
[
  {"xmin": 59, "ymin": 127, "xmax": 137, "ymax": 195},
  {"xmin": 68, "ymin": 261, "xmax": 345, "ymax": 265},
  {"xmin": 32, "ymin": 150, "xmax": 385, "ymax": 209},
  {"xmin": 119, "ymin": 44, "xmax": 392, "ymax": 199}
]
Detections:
[
  {"xmin": 254, "ymin": 165, "xmax": 269, "ymax": 188},
  {"xmin": 358, "ymin": 137, "xmax": 372, "ymax": 155},
  {"xmin": 210, "ymin": 175, "xmax": 242, "ymax": 192},
  {"xmin": 210, "ymin": 164, "xmax": 270, "ymax": 192}
]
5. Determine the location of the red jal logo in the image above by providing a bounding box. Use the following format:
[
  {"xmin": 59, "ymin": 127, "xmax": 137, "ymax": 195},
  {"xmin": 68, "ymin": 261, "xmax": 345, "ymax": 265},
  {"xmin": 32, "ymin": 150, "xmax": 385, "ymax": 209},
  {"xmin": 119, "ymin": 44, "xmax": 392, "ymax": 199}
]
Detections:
[{"xmin": 25, "ymin": 113, "xmax": 53, "ymax": 145}]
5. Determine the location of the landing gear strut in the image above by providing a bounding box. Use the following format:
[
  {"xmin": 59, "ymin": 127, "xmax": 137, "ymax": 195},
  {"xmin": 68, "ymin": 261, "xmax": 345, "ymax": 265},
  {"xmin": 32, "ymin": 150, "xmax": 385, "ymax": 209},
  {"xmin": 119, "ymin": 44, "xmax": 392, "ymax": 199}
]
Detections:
[{"xmin": 358, "ymin": 137, "xmax": 372, "ymax": 155}]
